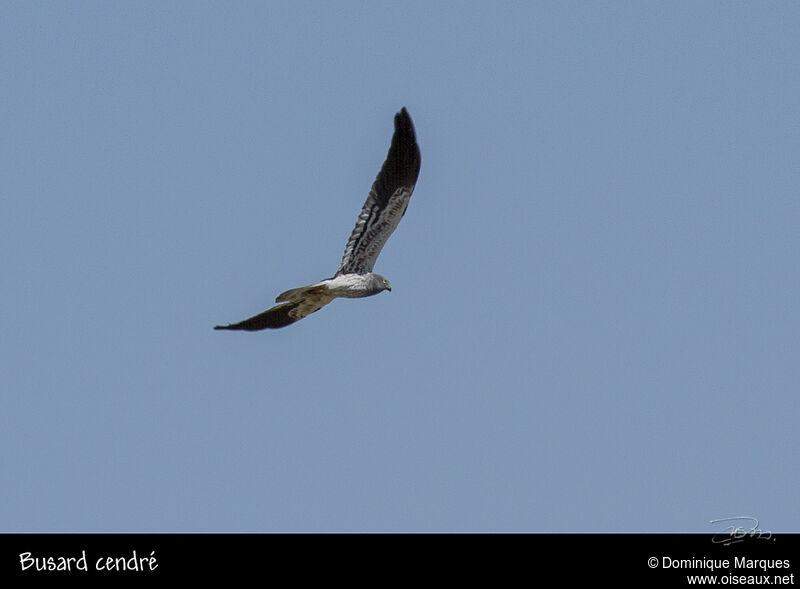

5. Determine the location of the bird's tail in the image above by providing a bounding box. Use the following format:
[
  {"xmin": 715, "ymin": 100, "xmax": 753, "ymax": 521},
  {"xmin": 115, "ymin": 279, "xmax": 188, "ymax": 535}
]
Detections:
[{"xmin": 275, "ymin": 282, "xmax": 328, "ymax": 303}]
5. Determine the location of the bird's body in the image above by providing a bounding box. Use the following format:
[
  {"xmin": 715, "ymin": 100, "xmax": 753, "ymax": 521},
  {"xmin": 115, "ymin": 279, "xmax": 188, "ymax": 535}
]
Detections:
[
  {"xmin": 215, "ymin": 108, "xmax": 420, "ymax": 331},
  {"xmin": 284, "ymin": 273, "xmax": 390, "ymax": 300}
]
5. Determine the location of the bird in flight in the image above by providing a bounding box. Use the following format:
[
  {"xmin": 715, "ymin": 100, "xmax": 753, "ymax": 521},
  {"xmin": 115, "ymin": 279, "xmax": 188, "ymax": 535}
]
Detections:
[{"xmin": 215, "ymin": 108, "xmax": 421, "ymax": 331}]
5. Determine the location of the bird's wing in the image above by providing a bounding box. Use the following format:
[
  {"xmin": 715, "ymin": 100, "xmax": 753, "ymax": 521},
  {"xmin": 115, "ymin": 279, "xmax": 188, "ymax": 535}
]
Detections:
[
  {"xmin": 335, "ymin": 107, "xmax": 421, "ymax": 276},
  {"xmin": 214, "ymin": 295, "xmax": 333, "ymax": 331}
]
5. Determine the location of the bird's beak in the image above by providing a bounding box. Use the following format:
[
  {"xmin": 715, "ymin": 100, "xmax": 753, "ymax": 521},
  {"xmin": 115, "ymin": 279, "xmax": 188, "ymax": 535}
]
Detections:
[{"xmin": 386, "ymin": 285, "xmax": 392, "ymax": 291}]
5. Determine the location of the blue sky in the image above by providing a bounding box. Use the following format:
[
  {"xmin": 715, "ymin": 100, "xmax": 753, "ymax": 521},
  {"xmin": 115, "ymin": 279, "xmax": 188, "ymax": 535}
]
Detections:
[{"xmin": 2, "ymin": 2, "xmax": 798, "ymax": 532}]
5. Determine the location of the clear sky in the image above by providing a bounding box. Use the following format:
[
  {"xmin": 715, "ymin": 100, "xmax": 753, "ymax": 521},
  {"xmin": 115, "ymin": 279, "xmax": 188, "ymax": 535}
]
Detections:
[{"xmin": 2, "ymin": 2, "xmax": 798, "ymax": 532}]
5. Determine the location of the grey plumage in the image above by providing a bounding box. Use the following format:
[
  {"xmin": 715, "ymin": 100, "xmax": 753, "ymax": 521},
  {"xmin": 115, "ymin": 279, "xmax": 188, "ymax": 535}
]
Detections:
[{"xmin": 215, "ymin": 108, "xmax": 420, "ymax": 331}]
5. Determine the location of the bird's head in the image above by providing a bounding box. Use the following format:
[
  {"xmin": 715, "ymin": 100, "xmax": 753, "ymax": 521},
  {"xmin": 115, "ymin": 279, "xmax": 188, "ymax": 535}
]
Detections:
[{"xmin": 375, "ymin": 274, "xmax": 392, "ymax": 292}]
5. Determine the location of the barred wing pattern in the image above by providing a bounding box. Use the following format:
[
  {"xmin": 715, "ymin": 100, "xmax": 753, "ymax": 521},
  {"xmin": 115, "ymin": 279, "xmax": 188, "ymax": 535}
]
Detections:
[{"xmin": 336, "ymin": 108, "xmax": 421, "ymax": 276}]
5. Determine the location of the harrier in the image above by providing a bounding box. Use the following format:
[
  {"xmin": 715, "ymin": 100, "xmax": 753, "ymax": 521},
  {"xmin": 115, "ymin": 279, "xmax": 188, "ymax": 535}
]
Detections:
[{"xmin": 215, "ymin": 108, "xmax": 421, "ymax": 330}]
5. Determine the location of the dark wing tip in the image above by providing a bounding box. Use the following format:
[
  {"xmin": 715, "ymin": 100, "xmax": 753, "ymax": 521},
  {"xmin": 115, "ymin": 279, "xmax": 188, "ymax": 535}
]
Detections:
[
  {"xmin": 371, "ymin": 108, "xmax": 421, "ymax": 204},
  {"xmin": 394, "ymin": 107, "xmax": 421, "ymax": 179}
]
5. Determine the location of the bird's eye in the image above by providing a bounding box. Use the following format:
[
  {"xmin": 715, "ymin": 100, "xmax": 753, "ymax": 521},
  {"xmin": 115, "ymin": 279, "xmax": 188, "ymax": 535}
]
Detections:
[{"xmin": 382, "ymin": 279, "xmax": 387, "ymax": 284}]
